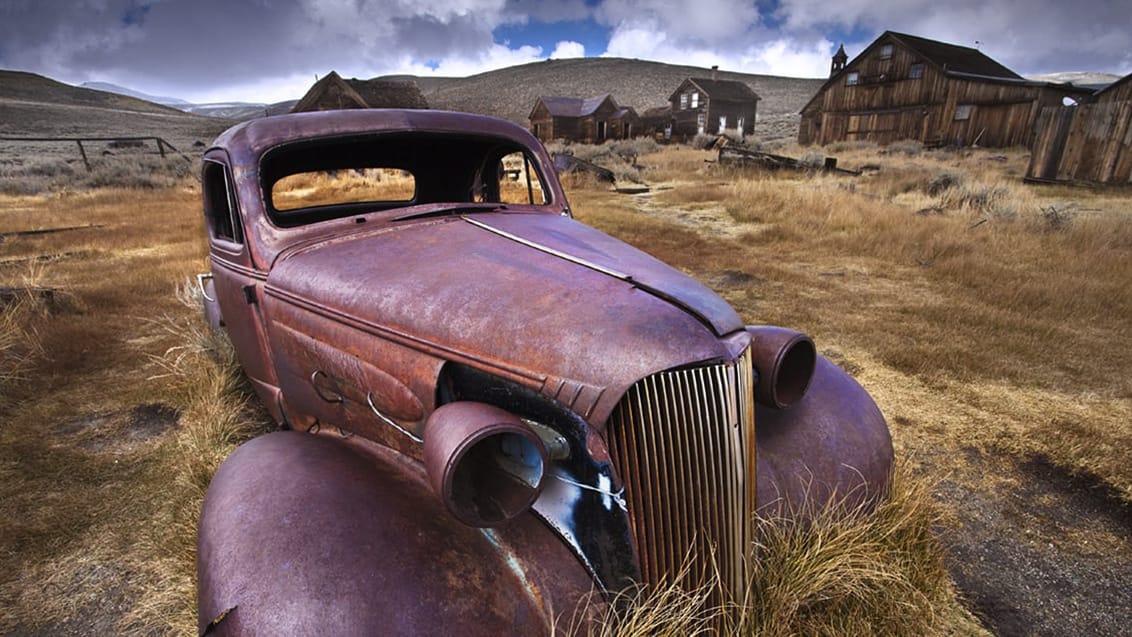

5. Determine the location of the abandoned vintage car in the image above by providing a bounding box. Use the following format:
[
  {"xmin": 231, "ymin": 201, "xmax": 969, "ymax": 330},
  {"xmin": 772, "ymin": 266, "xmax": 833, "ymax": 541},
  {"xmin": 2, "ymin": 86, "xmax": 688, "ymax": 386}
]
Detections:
[{"xmin": 196, "ymin": 109, "xmax": 893, "ymax": 634}]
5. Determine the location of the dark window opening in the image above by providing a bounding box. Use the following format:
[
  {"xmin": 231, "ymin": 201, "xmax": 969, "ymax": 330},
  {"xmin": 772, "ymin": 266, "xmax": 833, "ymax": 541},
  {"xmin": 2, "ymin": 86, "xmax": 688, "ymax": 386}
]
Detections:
[
  {"xmin": 909, "ymin": 63, "xmax": 924, "ymax": 79},
  {"xmin": 202, "ymin": 160, "xmax": 242, "ymax": 244},
  {"xmin": 879, "ymin": 44, "xmax": 894, "ymax": 59}
]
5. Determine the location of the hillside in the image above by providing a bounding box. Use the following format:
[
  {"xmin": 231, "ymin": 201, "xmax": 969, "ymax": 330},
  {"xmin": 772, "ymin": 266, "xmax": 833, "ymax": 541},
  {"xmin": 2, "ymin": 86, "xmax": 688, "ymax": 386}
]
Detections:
[
  {"xmin": 381, "ymin": 57, "xmax": 824, "ymax": 143},
  {"xmin": 0, "ymin": 70, "xmax": 234, "ymax": 149}
]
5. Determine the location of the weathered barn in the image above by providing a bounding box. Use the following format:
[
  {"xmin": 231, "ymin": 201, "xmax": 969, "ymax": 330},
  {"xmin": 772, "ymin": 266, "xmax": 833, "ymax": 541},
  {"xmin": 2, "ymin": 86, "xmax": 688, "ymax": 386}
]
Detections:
[
  {"xmin": 528, "ymin": 94, "xmax": 638, "ymax": 143},
  {"xmin": 1027, "ymin": 72, "xmax": 1132, "ymax": 185},
  {"xmin": 799, "ymin": 32, "xmax": 1092, "ymax": 147},
  {"xmin": 668, "ymin": 72, "xmax": 759, "ymax": 138},
  {"xmin": 292, "ymin": 71, "xmax": 428, "ymax": 113}
]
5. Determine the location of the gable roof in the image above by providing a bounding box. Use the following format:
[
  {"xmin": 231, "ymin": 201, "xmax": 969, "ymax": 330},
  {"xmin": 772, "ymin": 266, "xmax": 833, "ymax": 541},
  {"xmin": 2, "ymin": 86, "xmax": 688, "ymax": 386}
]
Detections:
[
  {"xmin": 292, "ymin": 71, "xmax": 428, "ymax": 113},
  {"xmin": 669, "ymin": 78, "xmax": 760, "ymax": 103},
  {"xmin": 532, "ymin": 94, "xmax": 617, "ymax": 119},
  {"xmin": 886, "ymin": 31, "xmax": 1021, "ymax": 80},
  {"xmin": 801, "ymin": 31, "xmax": 1032, "ymax": 114}
]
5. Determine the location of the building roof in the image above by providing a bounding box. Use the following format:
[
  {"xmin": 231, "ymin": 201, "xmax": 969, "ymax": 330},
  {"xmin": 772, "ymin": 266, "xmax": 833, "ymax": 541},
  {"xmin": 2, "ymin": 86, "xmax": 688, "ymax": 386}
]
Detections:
[
  {"xmin": 670, "ymin": 78, "xmax": 760, "ymax": 103},
  {"xmin": 1094, "ymin": 71, "xmax": 1132, "ymax": 98},
  {"xmin": 535, "ymin": 94, "xmax": 616, "ymax": 118},
  {"xmin": 292, "ymin": 71, "xmax": 428, "ymax": 113},
  {"xmin": 886, "ymin": 31, "xmax": 1021, "ymax": 79}
]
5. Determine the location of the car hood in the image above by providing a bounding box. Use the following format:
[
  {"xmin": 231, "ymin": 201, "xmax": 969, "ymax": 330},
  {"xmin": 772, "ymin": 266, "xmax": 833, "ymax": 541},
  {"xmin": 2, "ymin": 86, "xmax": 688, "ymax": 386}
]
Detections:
[{"xmin": 264, "ymin": 212, "xmax": 745, "ymax": 421}]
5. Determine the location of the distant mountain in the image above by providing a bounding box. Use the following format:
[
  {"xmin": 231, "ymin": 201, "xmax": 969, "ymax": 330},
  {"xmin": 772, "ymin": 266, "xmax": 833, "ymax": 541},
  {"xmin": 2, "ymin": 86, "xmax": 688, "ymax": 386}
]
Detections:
[
  {"xmin": 0, "ymin": 70, "xmax": 185, "ymax": 115},
  {"xmin": 80, "ymin": 81, "xmax": 192, "ymax": 107},
  {"xmin": 183, "ymin": 101, "xmax": 297, "ymax": 119},
  {"xmin": 1026, "ymin": 71, "xmax": 1122, "ymax": 89}
]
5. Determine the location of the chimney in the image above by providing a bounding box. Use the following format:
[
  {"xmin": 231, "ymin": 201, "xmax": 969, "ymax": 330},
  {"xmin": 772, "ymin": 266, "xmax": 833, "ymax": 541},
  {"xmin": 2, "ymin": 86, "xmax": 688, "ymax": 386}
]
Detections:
[{"xmin": 711, "ymin": 65, "xmax": 719, "ymax": 80}]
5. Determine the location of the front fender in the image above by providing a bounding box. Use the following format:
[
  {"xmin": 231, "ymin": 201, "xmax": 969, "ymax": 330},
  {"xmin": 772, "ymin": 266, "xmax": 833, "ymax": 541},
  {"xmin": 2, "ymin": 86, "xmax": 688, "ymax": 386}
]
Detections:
[
  {"xmin": 755, "ymin": 356, "xmax": 894, "ymax": 519},
  {"xmin": 198, "ymin": 431, "xmax": 601, "ymax": 636}
]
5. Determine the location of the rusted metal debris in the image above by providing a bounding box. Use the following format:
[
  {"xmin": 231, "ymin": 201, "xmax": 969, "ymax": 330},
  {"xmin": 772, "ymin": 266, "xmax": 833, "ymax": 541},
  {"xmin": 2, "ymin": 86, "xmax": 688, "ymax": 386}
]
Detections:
[{"xmin": 717, "ymin": 145, "xmax": 861, "ymax": 175}]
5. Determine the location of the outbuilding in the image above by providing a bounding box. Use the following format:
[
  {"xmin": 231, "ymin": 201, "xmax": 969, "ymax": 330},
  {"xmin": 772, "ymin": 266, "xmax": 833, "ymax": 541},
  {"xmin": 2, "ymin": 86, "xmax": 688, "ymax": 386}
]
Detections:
[
  {"xmin": 667, "ymin": 72, "xmax": 759, "ymax": 138},
  {"xmin": 1027, "ymin": 72, "xmax": 1132, "ymax": 185},
  {"xmin": 528, "ymin": 94, "xmax": 638, "ymax": 143}
]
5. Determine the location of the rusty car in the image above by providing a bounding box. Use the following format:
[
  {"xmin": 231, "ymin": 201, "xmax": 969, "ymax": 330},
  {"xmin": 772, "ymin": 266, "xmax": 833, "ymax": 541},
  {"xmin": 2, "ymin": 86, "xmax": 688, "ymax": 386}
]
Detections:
[{"xmin": 196, "ymin": 109, "xmax": 893, "ymax": 635}]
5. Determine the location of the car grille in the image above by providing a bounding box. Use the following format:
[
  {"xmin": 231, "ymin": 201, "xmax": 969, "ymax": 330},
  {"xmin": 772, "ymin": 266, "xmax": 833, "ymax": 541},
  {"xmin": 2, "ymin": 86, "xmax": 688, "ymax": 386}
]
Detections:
[{"xmin": 606, "ymin": 347, "xmax": 755, "ymax": 603}]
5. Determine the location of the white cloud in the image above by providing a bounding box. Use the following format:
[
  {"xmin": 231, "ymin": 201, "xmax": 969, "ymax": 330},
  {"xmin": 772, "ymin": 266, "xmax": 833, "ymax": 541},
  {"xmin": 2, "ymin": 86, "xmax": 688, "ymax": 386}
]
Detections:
[{"xmin": 550, "ymin": 40, "xmax": 586, "ymax": 59}]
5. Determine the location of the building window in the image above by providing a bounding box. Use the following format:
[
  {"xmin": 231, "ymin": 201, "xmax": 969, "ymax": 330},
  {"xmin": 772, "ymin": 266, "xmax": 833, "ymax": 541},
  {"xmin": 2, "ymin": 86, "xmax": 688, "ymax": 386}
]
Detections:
[
  {"xmin": 879, "ymin": 44, "xmax": 894, "ymax": 60},
  {"xmin": 691, "ymin": 92, "xmax": 699, "ymax": 108},
  {"xmin": 909, "ymin": 63, "xmax": 924, "ymax": 79},
  {"xmin": 954, "ymin": 104, "xmax": 973, "ymax": 121},
  {"xmin": 846, "ymin": 72, "xmax": 859, "ymax": 86},
  {"xmin": 680, "ymin": 93, "xmax": 688, "ymax": 109}
]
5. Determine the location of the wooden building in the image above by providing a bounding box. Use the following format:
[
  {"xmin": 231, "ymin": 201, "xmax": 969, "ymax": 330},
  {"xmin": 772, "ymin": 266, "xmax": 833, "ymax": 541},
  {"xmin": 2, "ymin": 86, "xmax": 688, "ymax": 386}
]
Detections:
[
  {"xmin": 667, "ymin": 72, "xmax": 759, "ymax": 138},
  {"xmin": 799, "ymin": 31, "xmax": 1092, "ymax": 147},
  {"xmin": 292, "ymin": 71, "xmax": 428, "ymax": 112},
  {"xmin": 1027, "ymin": 73, "xmax": 1132, "ymax": 184},
  {"xmin": 528, "ymin": 94, "xmax": 638, "ymax": 143}
]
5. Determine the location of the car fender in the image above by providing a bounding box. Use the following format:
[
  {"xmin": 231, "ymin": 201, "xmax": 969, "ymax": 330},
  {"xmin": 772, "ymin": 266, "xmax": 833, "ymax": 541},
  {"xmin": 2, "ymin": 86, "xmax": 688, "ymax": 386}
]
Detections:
[
  {"xmin": 755, "ymin": 355, "xmax": 894, "ymax": 519},
  {"xmin": 197, "ymin": 431, "xmax": 601, "ymax": 636}
]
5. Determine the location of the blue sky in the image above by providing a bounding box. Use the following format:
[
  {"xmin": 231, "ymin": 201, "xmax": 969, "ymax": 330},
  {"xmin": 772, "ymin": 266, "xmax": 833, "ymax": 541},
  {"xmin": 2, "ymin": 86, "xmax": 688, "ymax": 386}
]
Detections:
[{"xmin": 1, "ymin": 0, "xmax": 1129, "ymax": 104}]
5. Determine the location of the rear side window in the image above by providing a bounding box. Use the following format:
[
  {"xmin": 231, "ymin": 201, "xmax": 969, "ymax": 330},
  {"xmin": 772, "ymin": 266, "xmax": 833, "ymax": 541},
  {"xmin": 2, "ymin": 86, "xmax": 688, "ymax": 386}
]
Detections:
[{"xmin": 203, "ymin": 160, "xmax": 242, "ymax": 244}]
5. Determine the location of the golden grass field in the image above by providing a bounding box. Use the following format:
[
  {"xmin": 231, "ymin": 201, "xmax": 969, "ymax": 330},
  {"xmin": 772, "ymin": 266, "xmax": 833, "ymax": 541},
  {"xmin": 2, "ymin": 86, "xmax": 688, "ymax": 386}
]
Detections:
[{"xmin": 0, "ymin": 142, "xmax": 1129, "ymax": 635}]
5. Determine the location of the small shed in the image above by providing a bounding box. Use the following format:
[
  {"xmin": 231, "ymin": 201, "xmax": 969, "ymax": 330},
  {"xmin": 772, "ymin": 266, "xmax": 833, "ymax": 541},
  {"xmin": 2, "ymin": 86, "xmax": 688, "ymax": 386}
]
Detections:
[
  {"xmin": 667, "ymin": 73, "xmax": 759, "ymax": 138},
  {"xmin": 1027, "ymin": 73, "xmax": 1132, "ymax": 185},
  {"xmin": 292, "ymin": 71, "xmax": 428, "ymax": 113},
  {"xmin": 528, "ymin": 94, "xmax": 638, "ymax": 143},
  {"xmin": 798, "ymin": 31, "xmax": 1092, "ymax": 147}
]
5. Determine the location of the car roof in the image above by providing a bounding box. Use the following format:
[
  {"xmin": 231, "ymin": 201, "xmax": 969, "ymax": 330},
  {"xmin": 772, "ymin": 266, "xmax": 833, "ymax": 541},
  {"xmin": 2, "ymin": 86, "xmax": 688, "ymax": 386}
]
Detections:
[{"xmin": 211, "ymin": 109, "xmax": 541, "ymax": 164}]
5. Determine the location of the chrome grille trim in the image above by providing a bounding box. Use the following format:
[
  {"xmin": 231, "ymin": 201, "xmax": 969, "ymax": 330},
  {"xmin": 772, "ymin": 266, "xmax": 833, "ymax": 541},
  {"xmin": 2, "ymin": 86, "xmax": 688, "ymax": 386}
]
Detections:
[{"xmin": 606, "ymin": 347, "xmax": 755, "ymax": 601}]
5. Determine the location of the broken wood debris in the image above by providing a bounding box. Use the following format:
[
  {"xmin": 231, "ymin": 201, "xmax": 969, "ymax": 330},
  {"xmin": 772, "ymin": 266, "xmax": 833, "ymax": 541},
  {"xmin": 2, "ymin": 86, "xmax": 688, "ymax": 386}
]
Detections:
[
  {"xmin": 552, "ymin": 153, "xmax": 615, "ymax": 183},
  {"xmin": 716, "ymin": 145, "xmax": 860, "ymax": 175}
]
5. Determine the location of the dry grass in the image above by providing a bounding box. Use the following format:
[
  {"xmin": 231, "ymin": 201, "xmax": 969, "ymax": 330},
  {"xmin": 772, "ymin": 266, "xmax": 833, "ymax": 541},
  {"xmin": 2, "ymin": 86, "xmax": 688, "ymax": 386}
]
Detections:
[
  {"xmin": 568, "ymin": 463, "xmax": 982, "ymax": 636},
  {"xmin": 0, "ymin": 184, "xmax": 270, "ymax": 634}
]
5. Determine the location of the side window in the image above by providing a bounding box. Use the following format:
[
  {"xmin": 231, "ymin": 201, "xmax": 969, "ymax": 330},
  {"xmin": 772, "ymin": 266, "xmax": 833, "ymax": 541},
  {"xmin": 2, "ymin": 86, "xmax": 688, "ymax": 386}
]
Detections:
[
  {"xmin": 203, "ymin": 160, "xmax": 242, "ymax": 244},
  {"xmin": 476, "ymin": 151, "xmax": 548, "ymax": 205},
  {"xmin": 846, "ymin": 71, "xmax": 859, "ymax": 86},
  {"xmin": 909, "ymin": 63, "xmax": 924, "ymax": 79}
]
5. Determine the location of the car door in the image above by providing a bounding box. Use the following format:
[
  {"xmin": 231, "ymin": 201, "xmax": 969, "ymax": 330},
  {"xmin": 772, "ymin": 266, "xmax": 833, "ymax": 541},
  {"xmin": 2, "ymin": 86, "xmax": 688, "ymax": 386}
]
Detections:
[{"xmin": 201, "ymin": 154, "xmax": 280, "ymax": 405}]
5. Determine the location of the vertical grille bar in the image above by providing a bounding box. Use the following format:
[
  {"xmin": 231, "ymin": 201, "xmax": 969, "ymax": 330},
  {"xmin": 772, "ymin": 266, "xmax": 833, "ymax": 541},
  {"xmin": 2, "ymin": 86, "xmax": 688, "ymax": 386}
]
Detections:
[{"xmin": 606, "ymin": 348, "xmax": 756, "ymax": 604}]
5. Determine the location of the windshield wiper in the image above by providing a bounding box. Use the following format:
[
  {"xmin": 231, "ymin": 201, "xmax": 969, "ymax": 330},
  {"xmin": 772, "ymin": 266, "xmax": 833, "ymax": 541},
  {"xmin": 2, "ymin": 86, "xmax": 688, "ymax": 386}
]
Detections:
[{"xmin": 392, "ymin": 203, "xmax": 507, "ymax": 222}]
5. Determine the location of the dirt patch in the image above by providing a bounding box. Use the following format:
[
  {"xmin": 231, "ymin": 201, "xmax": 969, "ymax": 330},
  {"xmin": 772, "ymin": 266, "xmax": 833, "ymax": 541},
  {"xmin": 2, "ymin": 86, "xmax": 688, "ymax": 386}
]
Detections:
[
  {"xmin": 125, "ymin": 402, "xmax": 180, "ymax": 441},
  {"xmin": 51, "ymin": 403, "xmax": 180, "ymax": 451},
  {"xmin": 940, "ymin": 451, "xmax": 1132, "ymax": 637}
]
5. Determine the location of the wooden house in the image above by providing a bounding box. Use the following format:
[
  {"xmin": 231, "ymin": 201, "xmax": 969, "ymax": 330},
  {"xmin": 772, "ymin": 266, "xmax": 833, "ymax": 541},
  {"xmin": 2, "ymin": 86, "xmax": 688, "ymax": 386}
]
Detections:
[
  {"xmin": 798, "ymin": 31, "xmax": 1092, "ymax": 147},
  {"xmin": 667, "ymin": 72, "xmax": 759, "ymax": 138},
  {"xmin": 528, "ymin": 94, "xmax": 638, "ymax": 143},
  {"xmin": 292, "ymin": 71, "xmax": 428, "ymax": 112},
  {"xmin": 1027, "ymin": 73, "xmax": 1132, "ymax": 184}
]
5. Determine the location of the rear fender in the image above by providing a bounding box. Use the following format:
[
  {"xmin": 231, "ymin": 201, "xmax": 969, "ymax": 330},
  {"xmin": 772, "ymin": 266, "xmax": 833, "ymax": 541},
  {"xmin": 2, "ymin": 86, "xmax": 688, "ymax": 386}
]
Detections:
[{"xmin": 197, "ymin": 431, "xmax": 601, "ymax": 636}]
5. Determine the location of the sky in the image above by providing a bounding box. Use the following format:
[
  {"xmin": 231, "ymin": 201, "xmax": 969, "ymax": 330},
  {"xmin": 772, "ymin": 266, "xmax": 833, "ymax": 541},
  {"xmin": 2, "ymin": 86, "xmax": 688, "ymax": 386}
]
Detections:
[{"xmin": 1, "ymin": 0, "xmax": 1129, "ymax": 104}]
